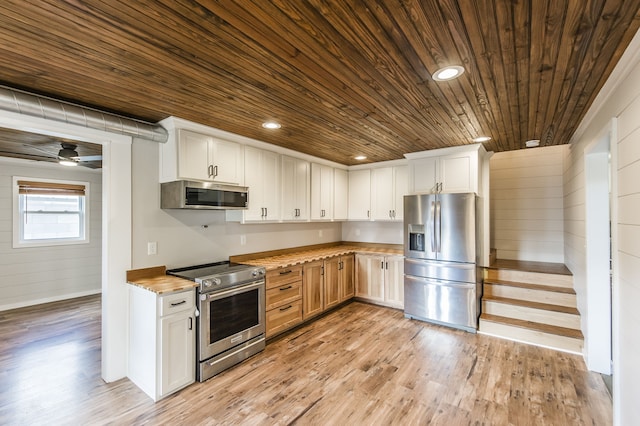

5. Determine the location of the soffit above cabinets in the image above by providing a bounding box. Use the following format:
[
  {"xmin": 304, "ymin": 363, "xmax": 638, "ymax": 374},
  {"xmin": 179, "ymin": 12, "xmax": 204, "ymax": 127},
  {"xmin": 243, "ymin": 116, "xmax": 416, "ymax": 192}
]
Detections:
[{"xmin": 0, "ymin": 1, "xmax": 638, "ymax": 165}]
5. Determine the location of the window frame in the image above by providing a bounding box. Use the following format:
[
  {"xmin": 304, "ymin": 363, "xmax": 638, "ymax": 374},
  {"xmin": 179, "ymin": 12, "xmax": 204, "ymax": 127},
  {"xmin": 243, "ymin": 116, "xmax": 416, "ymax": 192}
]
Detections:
[{"xmin": 12, "ymin": 176, "xmax": 91, "ymax": 248}]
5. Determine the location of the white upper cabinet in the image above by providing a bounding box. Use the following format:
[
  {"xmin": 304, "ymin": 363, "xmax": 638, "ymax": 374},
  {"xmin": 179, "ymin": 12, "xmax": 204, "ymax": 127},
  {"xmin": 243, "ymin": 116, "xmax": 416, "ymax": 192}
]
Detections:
[
  {"xmin": 333, "ymin": 168, "xmax": 349, "ymax": 221},
  {"xmin": 175, "ymin": 129, "xmax": 243, "ymax": 185},
  {"xmin": 406, "ymin": 144, "xmax": 485, "ymax": 194},
  {"xmin": 281, "ymin": 155, "xmax": 310, "ymax": 221},
  {"xmin": 311, "ymin": 163, "xmax": 334, "ymax": 220},
  {"xmin": 371, "ymin": 165, "xmax": 407, "ymax": 221},
  {"xmin": 348, "ymin": 169, "xmax": 371, "ymax": 220},
  {"xmin": 243, "ymin": 146, "xmax": 280, "ymax": 221}
]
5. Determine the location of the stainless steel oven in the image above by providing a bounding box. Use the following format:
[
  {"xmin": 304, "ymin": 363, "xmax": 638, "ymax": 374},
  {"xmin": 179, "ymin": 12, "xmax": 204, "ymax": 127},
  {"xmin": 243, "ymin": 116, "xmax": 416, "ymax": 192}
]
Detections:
[{"xmin": 167, "ymin": 261, "xmax": 266, "ymax": 382}]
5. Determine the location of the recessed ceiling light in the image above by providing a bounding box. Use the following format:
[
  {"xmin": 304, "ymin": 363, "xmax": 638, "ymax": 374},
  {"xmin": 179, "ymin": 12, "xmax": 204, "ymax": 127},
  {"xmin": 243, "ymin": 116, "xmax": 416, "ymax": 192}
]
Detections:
[
  {"xmin": 59, "ymin": 159, "xmax": 78, "ymax": 167},
  {"xmin": 525, "ymin": 139, "xmax": 540, "ymax": 148},
  {"xmin": 432, "ymin": 65, "xmax": 465, "ymax": 81},
  {"xmin": 354, "ymin": 155, "xmax": 367, "ymax": 161},
  {"xmin": 473, "ymin": 136, "xmax": 492, "ymax": 143},
  {"xmin": 262, "ymin": 121, "xmax": 281, "ymax": 129}
]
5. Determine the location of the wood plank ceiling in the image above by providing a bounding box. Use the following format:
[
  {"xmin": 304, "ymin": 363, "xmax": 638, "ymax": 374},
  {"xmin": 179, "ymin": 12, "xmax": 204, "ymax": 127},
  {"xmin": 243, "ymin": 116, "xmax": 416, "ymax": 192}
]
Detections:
[{"xmin": 0, "ymin": 1, "xmax": 638, "ymax": 165}]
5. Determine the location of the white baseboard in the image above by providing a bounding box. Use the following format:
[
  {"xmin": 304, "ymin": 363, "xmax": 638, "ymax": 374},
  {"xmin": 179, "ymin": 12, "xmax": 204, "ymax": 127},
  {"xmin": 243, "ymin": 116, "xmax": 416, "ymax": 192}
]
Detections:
[{"xmin": 0, "ymin": 289, "xmax": 101, "ymax": 312}]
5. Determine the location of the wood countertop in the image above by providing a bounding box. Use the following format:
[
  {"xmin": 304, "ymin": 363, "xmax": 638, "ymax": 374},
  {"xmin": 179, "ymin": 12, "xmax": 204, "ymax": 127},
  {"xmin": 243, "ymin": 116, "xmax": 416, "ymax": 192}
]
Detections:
[
  {"xmin": 126, "ymin": 266, "xmax": 198, "ymax": 294},
  {"xmin": 233, "ymin": 244, "xmax": 403, "ymax": 271}
]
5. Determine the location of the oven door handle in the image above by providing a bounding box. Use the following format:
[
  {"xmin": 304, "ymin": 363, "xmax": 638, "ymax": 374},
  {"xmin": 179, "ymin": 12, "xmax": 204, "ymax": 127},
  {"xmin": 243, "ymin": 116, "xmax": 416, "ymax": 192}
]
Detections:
[{"xmin": 203, "ymin": 279, "xmax": 265, "ymax": 301}]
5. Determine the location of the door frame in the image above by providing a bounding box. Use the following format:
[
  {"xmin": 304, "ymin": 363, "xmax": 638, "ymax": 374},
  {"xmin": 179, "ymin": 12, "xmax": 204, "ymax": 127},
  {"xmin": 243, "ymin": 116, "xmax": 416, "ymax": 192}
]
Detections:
[
  {"xmin": 583, "ymin": 118, "xmax": 617, "ymax": 375},
  {"xmin": 0, "ymin": 110, "xmax": 132, "ymax": 382}
]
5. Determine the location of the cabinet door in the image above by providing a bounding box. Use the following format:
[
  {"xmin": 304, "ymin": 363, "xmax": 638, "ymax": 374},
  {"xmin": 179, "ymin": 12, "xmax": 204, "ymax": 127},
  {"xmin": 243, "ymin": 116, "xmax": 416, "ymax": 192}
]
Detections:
[
  {"xmin": 371, "ymin": 167, "xmax": 394, "ymax": 220},
  {"xmin": 355, "ymin": 254, "xmax": 385, "ymax": 302},
  {"xmin": 243, "ymin": 147, "xmax": 280, "ymax": 221},
  {"xmin": 160, "ymin": 313, "xmax": 194, "ymax": 397},
  {"xmin": 341, "ymin": 255, "xmax": 355, "ymax": 301},
  {"xmin": 439, "ymin": 153, "xmax": 474, "ymax": 193},
  {"xmin": 324, "ymin": 257, "xmax": 341, "ymax": 309},
  {"xmin": 410, "ymin": 156, "xmax": 439, "ymax": 194},
  {"xmin": 311, "ymin": 163, "xmax": 334, "ymax": 220},
  {"xmin": 392, "ymin": 166, "xmax": 408, "ymax": 220},
  {"xmin": 281, "ymin": 156, "xmax": 310, "ymax": 221},
  {"xmin": 302, "ymin": 260, "xmax": 324, "ymax": 319},
  {"xmin": 333, "ymin": 168, "xmax": 348, "ymax": 220},
  {"xmin": 177, "ymin": 129, "xmax": 211, "ymax": 181},
  {"xmin": 384, "ymin": 256, "xmax": 405, "ymax": 309},
  {"xmin": 210, "ymin": 137, "xmax": 243, "ymax": 185},
  {"xmin": 348, "ymin": 169, "xmax": 371, "ymax": 220}
]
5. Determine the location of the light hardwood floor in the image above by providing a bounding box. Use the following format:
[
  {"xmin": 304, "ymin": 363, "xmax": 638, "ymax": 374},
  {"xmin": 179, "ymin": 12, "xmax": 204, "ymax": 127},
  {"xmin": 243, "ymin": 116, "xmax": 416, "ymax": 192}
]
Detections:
[{"xmin": 0, "ymin": 295, "xmax": 611, "ymax": 425}]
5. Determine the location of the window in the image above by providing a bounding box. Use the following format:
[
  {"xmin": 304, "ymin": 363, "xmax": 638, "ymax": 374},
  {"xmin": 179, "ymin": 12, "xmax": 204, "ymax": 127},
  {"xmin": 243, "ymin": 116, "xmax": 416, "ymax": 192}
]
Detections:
[{"xmin": 13, "ymin": 177, "xmax": 90, "ymax": 247}]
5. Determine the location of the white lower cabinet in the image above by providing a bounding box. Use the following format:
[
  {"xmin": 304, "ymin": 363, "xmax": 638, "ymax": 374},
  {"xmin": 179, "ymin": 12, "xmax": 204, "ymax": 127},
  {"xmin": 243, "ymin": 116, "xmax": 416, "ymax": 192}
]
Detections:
[
  {"xmin": 128, "ymin": 286, "xmax": 195, "ymax": 401},
  {"xmin": 355, "ymin": 254, "xmax": 404, "ymax": 309}
]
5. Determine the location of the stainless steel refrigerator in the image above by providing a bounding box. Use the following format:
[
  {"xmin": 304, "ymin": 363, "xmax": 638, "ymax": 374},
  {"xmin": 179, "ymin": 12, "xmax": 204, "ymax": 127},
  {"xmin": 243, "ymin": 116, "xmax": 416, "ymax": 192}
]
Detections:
[{"xmin": 403, "ymin": 193, "xmax": 481, "ymax": 332}]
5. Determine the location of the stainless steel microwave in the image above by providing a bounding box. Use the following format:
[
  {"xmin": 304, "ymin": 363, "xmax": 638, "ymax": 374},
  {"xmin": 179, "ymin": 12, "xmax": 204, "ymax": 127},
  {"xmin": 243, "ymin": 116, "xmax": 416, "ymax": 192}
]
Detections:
[{"xmin": 160, "ymin": 180, "xmax": 248, "ymax": 210}]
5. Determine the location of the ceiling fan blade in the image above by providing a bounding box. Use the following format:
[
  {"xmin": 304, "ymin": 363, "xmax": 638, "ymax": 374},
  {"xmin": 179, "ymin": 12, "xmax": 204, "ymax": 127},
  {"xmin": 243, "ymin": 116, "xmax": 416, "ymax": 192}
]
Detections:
[{"xmin": 73, "ymin": 155, "xmax": 103, "ymax": 161}]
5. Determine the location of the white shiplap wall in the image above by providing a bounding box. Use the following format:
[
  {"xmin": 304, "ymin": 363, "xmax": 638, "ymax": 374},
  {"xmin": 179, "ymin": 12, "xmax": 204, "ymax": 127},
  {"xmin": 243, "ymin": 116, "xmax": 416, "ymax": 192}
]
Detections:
[
  {"xmin": 564, "ymin": 29, "xmax": 640, "ymax": 425},
  {"xmin": 0, "ymin": 158, "xmax": 102, "ymax": 310},
  {"xmin": 490, "ymin": 145, "xmax": 567, "ymax": 263}
]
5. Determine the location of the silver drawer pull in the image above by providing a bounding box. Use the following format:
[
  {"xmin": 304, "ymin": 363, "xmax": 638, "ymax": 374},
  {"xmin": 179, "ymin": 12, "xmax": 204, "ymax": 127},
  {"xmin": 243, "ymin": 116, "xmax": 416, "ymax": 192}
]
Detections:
[
  {"xmin": 170, "ymin": 300, "xmax": 187, "ymax": 307},
  {"xmin": 280, "ymin": 285, "xmax": 293, "ymax": 291}
]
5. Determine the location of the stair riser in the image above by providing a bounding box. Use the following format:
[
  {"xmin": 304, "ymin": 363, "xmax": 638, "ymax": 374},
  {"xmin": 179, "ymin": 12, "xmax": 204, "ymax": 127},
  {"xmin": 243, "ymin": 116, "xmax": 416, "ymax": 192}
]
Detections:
[
  {"xmin": 479, "ymin": 320, "xmax": 583, "ymax": 354},
  {"xmin": 486, "ymin": 269, "xmax": 573, "ymax": 288},
  {"xmin": 484, "ymin": 284, "xmax": 577, "ymax": 308},
  {"xmin": 482, "ymin": 301, "xmax": 581, "ymax": 329}
]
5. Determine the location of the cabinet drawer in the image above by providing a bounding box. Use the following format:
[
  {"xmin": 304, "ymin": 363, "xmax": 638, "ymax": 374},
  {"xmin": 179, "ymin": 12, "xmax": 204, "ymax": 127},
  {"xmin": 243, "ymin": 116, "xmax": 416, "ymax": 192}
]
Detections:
[
  {"xmin": 159, "ymin": 290, "xmax": 194, "ymax": 316},
  {"xmin": 266, "ymin": 265, "xmax": 303, "ymax": 289},
  {"xmin": 266, "ymin": 299, "xmax": 303, "ymax": 338},
  {"xmin": 266, "ymin": 281, "xmax": 302, "ymax": 310}
]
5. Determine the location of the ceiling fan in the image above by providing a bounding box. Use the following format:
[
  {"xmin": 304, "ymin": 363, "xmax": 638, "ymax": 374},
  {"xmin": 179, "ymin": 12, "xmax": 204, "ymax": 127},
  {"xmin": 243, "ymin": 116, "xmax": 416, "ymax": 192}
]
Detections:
[
  {"xmin": 29, "ymin": 142, "xmax": 102, "ymax": 168},
  {"xmin": 56, "ymin": 142, "xmax": 102, "ymax": 166}
]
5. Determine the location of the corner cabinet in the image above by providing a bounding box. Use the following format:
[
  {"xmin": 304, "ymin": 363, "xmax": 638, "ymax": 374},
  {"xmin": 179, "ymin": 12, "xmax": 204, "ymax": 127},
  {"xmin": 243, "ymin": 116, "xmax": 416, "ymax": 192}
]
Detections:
[
  {"xmin": 348, "ymin": 169, "xmax": 371, "ymax": 220},
  {"xmin": 128, "ymin": 287, "xmax": 195, "ymax": 401},
  {"xmin": 355, "ymin": 254, "xmax": 404, "ymax": 309},
  {"xmin": 406, "ymin": 144, "xmax": 486, "ymax": 194},
  {"xmin": 311, "ymin": 164, "xmax": 348, "ymax": 221}
]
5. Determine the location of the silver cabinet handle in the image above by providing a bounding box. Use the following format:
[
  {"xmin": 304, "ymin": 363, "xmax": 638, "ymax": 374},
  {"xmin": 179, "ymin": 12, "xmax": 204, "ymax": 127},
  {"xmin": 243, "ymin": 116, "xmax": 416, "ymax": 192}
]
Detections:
[
  {"xmin": 170, "ymin": 300, "xmax": 186, "ymax": 307},
  {"xmin": 213, "ymin": 165, "xmax": 218, "ymax": 178},
  {"xmin": 208, "ymin": 165, "xmax": 214, "ymax": 178}
]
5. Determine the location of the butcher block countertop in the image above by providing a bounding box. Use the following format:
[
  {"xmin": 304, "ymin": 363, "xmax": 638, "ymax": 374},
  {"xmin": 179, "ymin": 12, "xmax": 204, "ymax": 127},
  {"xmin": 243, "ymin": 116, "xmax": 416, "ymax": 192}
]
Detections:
[
  {"xmin": 230, "ymin": 242, "xmax": 403, "ymax": 271},
  {"xmin": 126, "ymin": 266, "xmax": 197, "ymax": 294}
]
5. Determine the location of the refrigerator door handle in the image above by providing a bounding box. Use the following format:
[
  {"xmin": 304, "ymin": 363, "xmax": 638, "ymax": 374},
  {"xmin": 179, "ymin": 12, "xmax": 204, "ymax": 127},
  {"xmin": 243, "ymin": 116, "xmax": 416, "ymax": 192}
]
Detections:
[
  {"xmin": 430, "ymin": 201, "xmax": 436, "ymax": 252},
  {"xmin": 435, "ymin": 200, "xmax": 441, "ymax": 253}
]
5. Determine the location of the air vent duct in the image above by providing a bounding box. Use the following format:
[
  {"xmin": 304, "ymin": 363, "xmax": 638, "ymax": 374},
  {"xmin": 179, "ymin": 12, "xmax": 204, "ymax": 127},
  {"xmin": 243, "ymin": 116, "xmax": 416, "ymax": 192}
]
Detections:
[{"xmin": 0, "ymin": 85, "xmax": 168, "ymax": 143}]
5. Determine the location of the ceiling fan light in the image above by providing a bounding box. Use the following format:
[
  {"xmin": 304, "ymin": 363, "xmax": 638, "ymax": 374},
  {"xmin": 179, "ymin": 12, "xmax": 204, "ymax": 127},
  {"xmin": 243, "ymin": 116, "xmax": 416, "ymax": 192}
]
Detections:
[
  {"xmin": 432, "ymin": 65, "xmax": 465, "ymax": 81},
  {"xmin": 59, "ymin": 159, "xmax": 78, "ymax": 166}
]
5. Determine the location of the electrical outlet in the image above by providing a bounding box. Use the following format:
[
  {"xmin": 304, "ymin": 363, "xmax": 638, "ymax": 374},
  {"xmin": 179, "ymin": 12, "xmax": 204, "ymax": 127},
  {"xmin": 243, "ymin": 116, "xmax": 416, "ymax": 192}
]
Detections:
[
  {"xmin": 355, "ymin": 229, "xmax": 361, "ymax": 236},
  {"xmin": 147, "ymin": 241, "xmax": 157, "ymax": 255},
  {"xmin": 240, "ymin": 235, "xmax": 246, "ymax": 246},
  {"xmin": 318, "ymin": 230, "xmax": 323, "ymax": 238}
]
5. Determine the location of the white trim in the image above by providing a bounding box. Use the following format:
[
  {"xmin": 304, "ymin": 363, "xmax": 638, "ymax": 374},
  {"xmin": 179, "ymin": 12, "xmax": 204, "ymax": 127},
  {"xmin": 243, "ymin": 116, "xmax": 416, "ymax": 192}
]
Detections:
[{"xmin": 0, "ymin": 289, "xmax": 101, "ymax": 312}]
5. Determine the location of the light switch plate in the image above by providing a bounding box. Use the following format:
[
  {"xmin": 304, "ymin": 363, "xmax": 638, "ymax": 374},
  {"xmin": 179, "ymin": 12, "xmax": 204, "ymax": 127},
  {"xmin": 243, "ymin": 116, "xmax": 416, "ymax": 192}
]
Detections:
[{"xmin": 147, "ymin": 241, "xmax": 157, "ymax": 255}]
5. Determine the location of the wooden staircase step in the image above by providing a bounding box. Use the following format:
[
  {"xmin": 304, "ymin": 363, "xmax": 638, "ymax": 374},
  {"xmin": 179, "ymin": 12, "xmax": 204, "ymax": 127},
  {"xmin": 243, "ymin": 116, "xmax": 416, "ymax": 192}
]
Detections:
[
  {"xmin": 479, "ymin": 313, "xmax": 584, "ymax": 354},
  {"xmin": 482, "ymin": 296, "xmax": 581, "ymax": 329},
  {"xmin": 484, "ymin": 279, "xmax": 575, "ymax": 294},
  {"xmin": 486, "ymin": 260, "xmax": 573, "ymax": 288},
  {"xmin": 484, "ymin": 280, "xmax": 577, "ymax": 308},
  {"xmin": 482, "ymin": 296, "xmax": 579, "ymax": 314}
]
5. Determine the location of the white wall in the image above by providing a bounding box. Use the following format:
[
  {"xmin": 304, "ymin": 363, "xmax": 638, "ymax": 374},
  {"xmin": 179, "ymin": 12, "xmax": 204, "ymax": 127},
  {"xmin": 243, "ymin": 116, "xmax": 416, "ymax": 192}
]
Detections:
[
  {"xmin": 341, "ymin": 221, "xmax": 403, "ymax": 245},
  {"xmin": 565, "ymin": 29, "xmax": 640, "ymax": 425},
  {"xmin": 131, "ymin": 139, "xmax": 342, "ymax": 269},
  {"xmin": 0, "ymin": 158, "xmax": 102, "ymax": 310},
  {"xmin": 490, "ymin": 145, "xmax": 566, "ymax": 262}
]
